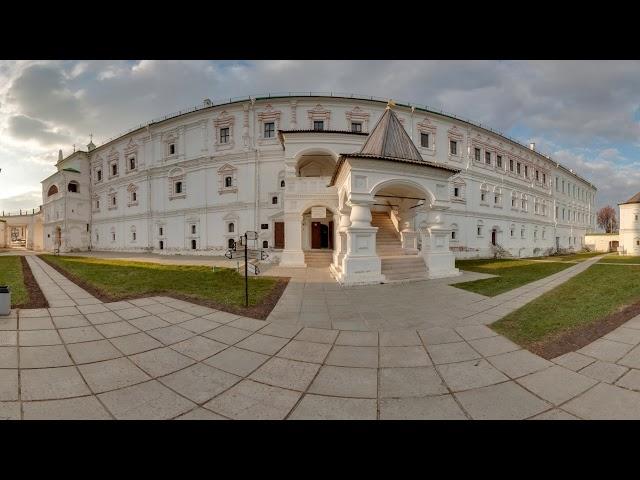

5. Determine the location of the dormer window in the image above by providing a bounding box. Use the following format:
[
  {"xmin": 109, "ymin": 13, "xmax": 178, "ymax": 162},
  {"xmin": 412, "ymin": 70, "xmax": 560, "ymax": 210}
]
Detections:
[
  {"xmin": 313, "ymin": 120, "xmax": 324, "ymax": 131},
  {"xmin": 351, "ymin": 122, "xmax": 362, "ymax": 133},
  {"xmin": 264, "ymin": 122, "xmax": 275, "ymax": 138},
  {"xmin": 421, "ymin": 133, "xmax": 429, "ymax": 148}
]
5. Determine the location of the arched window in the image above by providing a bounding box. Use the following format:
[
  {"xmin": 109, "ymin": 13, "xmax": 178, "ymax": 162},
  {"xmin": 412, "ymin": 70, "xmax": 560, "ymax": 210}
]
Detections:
[
  {"xmin": 47, "ymin": 185, "xmax": 58, "ymax": 197},
  {"xmin": 263, "ymin": 240, "xmax": 268, "ymax": 249},
  {"xmin": 228, "ymin": 238, "xmax": 235, "ymax": 248},
  {"xmin": 68, "ymin": 181, "xmax": 79, "ymax": 193},
  {"xmin": 280, "ymin": 180, "xmax": 285, "ymax": 188},
  {"xmin": 480, "ymin": 184, "xmax": 489, "ymax": 203},
  {"xmin": 228, "ymin": 223, "xmax": 235, "ymax": 233},
  {"xmin": 225, "ymin": 176, "xmax": 233, "ymax": 188}
]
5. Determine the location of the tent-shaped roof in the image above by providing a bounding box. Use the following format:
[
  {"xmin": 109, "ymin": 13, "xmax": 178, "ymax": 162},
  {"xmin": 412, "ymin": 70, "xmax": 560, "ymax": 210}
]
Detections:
[{"xmin": 620, "ymin": 191, "xmax": 640, "ymax": 205}]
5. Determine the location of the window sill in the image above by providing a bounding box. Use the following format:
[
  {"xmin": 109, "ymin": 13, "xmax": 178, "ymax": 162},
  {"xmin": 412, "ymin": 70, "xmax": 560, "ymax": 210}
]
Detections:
[
  {"xmin": 215, "ymin": 142, "xmax": 235, "ymax": 151},
  {"xmin": 219, "ymin": 188, "xmax": 238, "ymax": 195},
  {"xmin": 169, "ymin": 195, "xmax": 186, "ymax": 201}
]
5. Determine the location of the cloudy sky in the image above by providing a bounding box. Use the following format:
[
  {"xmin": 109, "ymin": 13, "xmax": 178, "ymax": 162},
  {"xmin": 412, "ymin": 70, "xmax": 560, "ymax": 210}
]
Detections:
[{"xmin": 0, "ymin": 60, "xmax": 638, "ymax": 215}]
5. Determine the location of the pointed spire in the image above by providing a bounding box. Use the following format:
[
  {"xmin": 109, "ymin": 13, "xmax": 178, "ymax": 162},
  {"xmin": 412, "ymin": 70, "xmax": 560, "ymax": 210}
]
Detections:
[
  {"xmin": 358, "ymin": 106, "xmax": 422, "ymax": 162},
  {"xmin": 58, "ymin": 149, "xmax": 63, "ymax": 162}
]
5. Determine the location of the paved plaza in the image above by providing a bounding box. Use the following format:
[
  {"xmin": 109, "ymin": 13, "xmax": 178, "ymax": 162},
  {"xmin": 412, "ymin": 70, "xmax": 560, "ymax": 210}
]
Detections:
[{"xmin": 2, "ymin": 254, "xmax": 640, "ymax": 419}]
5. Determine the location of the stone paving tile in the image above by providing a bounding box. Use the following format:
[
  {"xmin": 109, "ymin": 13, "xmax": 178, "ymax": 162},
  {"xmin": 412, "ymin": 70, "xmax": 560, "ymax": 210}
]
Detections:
[
  {"xmin": 289, "ymin": 394, "xmax": 377, "ymax": 420},
  {"xmin": 115, "ymin": 307, "xmax": 151, "ymax": 321},
  {"xmin": 249, "ymin": 357, "xmax": 320, "ymax": 391},
  {"xmin": 178, "ymin": 318, "xmax": 221, "ymax": 335},
  {"xmin": 486, "ymin": 349, "xmax": 552, "ymax": 379},
  {"xmin": 202, "ymin": 311, "xmax": 240, "ymax": 324},
  {"xmin": 146, "ymin": 326, "xmax": 194, "ymax": 346},
  {"xmin": 380, "ymin": 330, "xmax": 422, "ymax": 347},
  {"xmin": 160, "ymin": 364, "xmax": 241, "ymax": 404},
  {"xmin": 455, "ymin": 381, "xmax": 551, "ymax": 420},
  {"xmin": 203, "ymin": 325, "xmax": 253, "ymax": 345},
  {"xmin": 205, "ymin": 347, "xmax": 269, "ymax": 377},
  {"xmin": 204, "ymin": 379, "xmax": 301, "ymax": 420},
  {"xmin": 454, "ymin": 325, "xmax": 498, "ymax": 341},
  {"xmin": 294, "ymin": 327, "xmax": 339, "ymax": 345},
  {"xmin": 517, "ymin": 365, "xmax": 598, "ymax": 405},
  {"xmin": 0, "ymin": 331, "xmax": 17, "ymax": 347},
  {"xmin": 603, "ymin": 327, "xmax": 640, "ymax": 346},
  {"xmin": 19, "ymin": 317, "xmax": 55, "ymax": 330},
  {"xmin": 140, "ymin": 303, "xmax": 177, "ymax": 316},
  {"xmin": 99, "ymin": 380, "xmax": 196, "ymax": 420},
  {"xmin": 79, "ymin": 357, "xmax": 151, "ymax": 393},
  {"xmin": 129, "ymin": 347, "xmax": 196, "ymax": 378},
  {"xmin": 67, "ymin": 340, "xmax": 122, "ymax": 364},
  {"xmin": 468, "ymin": 336, "xmax": 520, "ymax": 357},
  {"xmin": 48, "ymin": 307, "xmax": 80, "ymax": 317},
  {"xmin": 258, "ymin": 323, "xmax": 303, "ymax": 339},
  {"xmin": 59, "ymin": 326, "xmax": 103, "ymax": 344},
  {"xmin": 20, "ymin": 345, "xmax": 73, "ymax": 368},
  {"xmin": 128, "ymin": 297, "xmax": 158, "ymax": 307},
  {"xmin": 335, "ymin": 331, "xmax": 378, "ymax": 347},
  {"xmin": 427, "ymin": 342, "xmax": 481, "ymax": 365},
  {"xmin": 0, "ymin": 347, "xmax": 18, "ymax": 369},
  {"xmin": 170, "ymin": 336, "xmax": 227, "ymax": 361},
  {"xmin": 155, "ymin": 310, "xmax": 196, "ymax": 324},
  {"xmin": 623, "ymin": 315, "xmax": 640, "ymax": 330},
  {"xmin": 380, "ymin": 366, "xmax": 448, "ymax": 398},
  {"xmin": 0, "ymin": 369, "xmax": 18, "ymax": 401},
  {"xmin": 615, "ymin": 369, "xmax": 640, "ymax": 392},
  {"xmin": 276, "ymin": 340, "xmax": 332, "ymax": 364},
  {"xmin": 76, "ymin": 304, "xmax": 110, "ymax": 315},
  {"xmin": 110, "ymin": 332, "xmax": 164, "ymax": 355},
  {"xmin": 380, "ymin": 346, "xmax": 431, "ymax": 368},
  {"xmin": 552, "ymin": 351, "xmax": 597, "ymax": 371},
  {"xmin": 235, "ymin": 333, "xmax": 289, "ymax": 356},
  {"xmin": 95, "ymin": 321, "xmax": 140, "ymax": 339},
  {"xmin": 563, "ymin": 383, "xmax": 640, "ymax": 419},
  {"xmin": 578, "ymin": 361, "xmax": 629, "ymax": 384},
  {"xmin": 103, "ymin": 301, "xmax": 136, "ymax": 311},
  {"xmin": 19, "ymin": 330, "xmax": 62, "ymax": 347},
  {"xmin": 52, "ymin": 315, "xmax": 90, "ymax": 329},
  {"xmin": 86, "ymin": 311, "xmax": 123, "ymax": 325},
  {"xmin": 417, "ymin": 327, "xmax": 463, "ymax": 346},
  {"xmin": 229, "ymin": 317, "xmax": 269, "ymax": 332},
  {"xmin": 379, "ymin": 395, "xmax": 467, "ymax": 420},
  {"xmin": 577, "ymin": 339, "xmax": 634, "ymax": 363},
  {"xmin": 19, "ymin": 308, "xmax": 50, "ymax": 318},
  {"xmin": 0, "ymin": 402, "xmax": 20, "ymax": 420},
  {"xmin": 308, "ymin": 366, "xmax": 377, "ymax": 399},
  {"xmin": 0, "ymin": 317, "xmax": 17, "ymax": 331},
  {"xmin": 530, "ymin": 409, "xmax": 580, "ymax": 420},
  {"xmin": 23, "ymin": 396, "xmax": 112, "ymax": 420},
  {"xmin": 176, "ymin": 408, "xmax": 227, "ymax": 420},
  {"xmin": 128, "ymin": 316, "xmax": 171, "ymax": 332},
  {"xmin": 617, "ymin": 345, "xmax": 640, "ymax": 369},
  {"xmin": 21, "ymin": 366, "xmax": 90, "ymax": 400},
  {"xmin": 437, "ymin": 359, "xmax": 509, "ymax": 392},
  {"xmin": 325, "ymin": 346, "xmax": 379, "ymax": 368}
]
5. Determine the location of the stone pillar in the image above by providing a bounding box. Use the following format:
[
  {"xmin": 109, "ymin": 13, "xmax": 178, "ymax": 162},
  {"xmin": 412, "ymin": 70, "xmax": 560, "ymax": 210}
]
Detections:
[
  {"xmin": 279, "ymin": 213, "xmax": 306, "ymax": 267},
  {"xmin": 419, "ymin": 207, "xmax": 459, "ymax": 279},
  {"xmin": 336, "ymin": 196, "xmax": 384, "ymax": 286},
  {"xmin": 331, "ymin": 208, "xmax": 351, "ymax": 276},
  {"xmin": 398, "ymin": 209, "xmax": 418, "ymax": 253}
]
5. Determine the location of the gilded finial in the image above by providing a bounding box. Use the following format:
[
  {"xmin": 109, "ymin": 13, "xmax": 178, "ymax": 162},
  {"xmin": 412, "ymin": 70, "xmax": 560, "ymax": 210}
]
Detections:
[{"xmin": 386, "ymin": 99, "xmax": 396, "ymax": 109}]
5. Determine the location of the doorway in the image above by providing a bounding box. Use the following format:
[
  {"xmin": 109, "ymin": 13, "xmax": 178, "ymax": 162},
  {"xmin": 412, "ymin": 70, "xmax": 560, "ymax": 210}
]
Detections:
[
  {"xmin": 274, "ymin": 222, "xmax": 284, "ymax": 249},
  {"xmin": 311, "ymin": 222, "xmax": 333, "ymax": 249},
  {"xmin": 491, "ymin": 229, "xmax": 497, "ymax": 246}
]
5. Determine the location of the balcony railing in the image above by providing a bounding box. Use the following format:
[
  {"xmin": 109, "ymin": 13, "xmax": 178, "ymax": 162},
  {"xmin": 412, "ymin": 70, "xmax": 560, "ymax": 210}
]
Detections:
[{"xmin": 1, "ymin": 207, "xmax": 42, "ymax": 217}]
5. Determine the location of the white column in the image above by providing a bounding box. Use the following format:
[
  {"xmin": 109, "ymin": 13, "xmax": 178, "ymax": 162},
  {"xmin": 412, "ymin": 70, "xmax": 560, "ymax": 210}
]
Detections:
[
  {"xmin": 331, "ymin": 208, "xmax": 351, "ymax": 275},
  {"xmin": 419, "ymin": 207, "xmax": 459, "ymax": 279},
  {"xmin": 280, "ymin": 213, "xmax": 306, "ymax": 267}
]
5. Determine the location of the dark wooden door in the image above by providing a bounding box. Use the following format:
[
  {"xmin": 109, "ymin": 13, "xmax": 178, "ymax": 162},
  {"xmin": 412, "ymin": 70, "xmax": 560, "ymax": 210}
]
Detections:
[
  {"xmin": 274, "ymin": 222, "xmax": 285, "ymax": 249},
  {"xmin": 320, "ymin": 224, "xmax": 329, "ymax": 248},
  {"xmin": 312, "ymin": 222, "xmax": 321, "ymax": 249}
]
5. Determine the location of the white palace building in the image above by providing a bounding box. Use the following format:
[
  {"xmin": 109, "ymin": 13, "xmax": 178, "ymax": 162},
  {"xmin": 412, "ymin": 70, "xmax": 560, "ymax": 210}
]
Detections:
[{"xmin": 13, "ymin": 93, "xmax": 599, "ymax": 285}]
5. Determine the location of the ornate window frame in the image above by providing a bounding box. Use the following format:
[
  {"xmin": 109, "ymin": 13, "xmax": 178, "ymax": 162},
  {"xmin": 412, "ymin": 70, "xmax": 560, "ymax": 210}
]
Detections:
[
  {"xmin": 450, "ymin": 223, "xmax": 459, "ymax": 243},
  {"xmin": 127, "ymin": 183, "xmax": 139, "ymax": 207},
  {"xmin": 447, "ymin": 126, "xmax": 464, "ymax": 162},
  {"xmin": 257, "ymin": 104, "xmax": 281, "ymax": 145},
  {"xmin": 108, "ymin": 189, "xmax": 118, "ymax": 210},
  {"xmin": 493, "ymin": 186, "xmax": 503, "ymax": 208},
  {"xmin": 130, "ymin": 225, "xmax": 137, "ymax": 243},
  {"xmin": 511, "ymin": 191, "xmax": 519, "ymax": 211},
  {"xmin": 451, "ymin": 176, "xmax": 466, "ymax": 203},
  {"xmin": 480, "ymin": 183, "xmax": 490, "ymax": 206},
  {"xmin": 218, "ymin": 163, "xmax": 238, "ymax": 195},
  {"xmin": 416, "ymin": 116, "xmax": 437, "ymax": 157},
  {"xmin": 476, "ymin": 220, "xmax": 484, "ymax": 238},
  {"xmin": 162, "ymin": 130, "xmax": 179, "ymax": 159},
  {"xmin": 110, "ymin": 226, "xmax": 116, "ymax": 243},
  {"xmin": 92, "ymin": 194, "xmax": 101, "ymax": 213},
  {"xmin": 307, "ymin": 104, "xmax": 331, "ymax": 130},
  {"xmin": 93, "ymin": 156, "xmax": 104, "ymax": 184},
  {"xmin": 124, "ymin": 138, "xmax": 139, "ymax": 173},
  {"xmin": 168, "ymin": 167, "xmax": 186, "ymax": 200},
  {"xmin": 107, "ymin": 147, "xmax": 120, "ymax": 179},
  {"xmin": 214, "ymin": 110, "xmax": 235, "ymax": 151},
  {"xmin": 223, "ymin": 212, "xmax": 239, "ymax": 247},
  {"xmin": 345, "ymin": 106, "xmax": 370, "ymax": 132}
]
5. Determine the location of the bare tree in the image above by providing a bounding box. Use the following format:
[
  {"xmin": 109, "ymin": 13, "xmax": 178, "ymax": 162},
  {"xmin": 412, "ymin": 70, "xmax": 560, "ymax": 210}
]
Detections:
[{"xmin": 597, "ymin": 205, "xmax": 618, "ymax": 233}]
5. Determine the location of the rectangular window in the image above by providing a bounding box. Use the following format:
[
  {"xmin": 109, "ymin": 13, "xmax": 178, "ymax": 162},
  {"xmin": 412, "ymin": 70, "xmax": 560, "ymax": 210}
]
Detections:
[
  {"xmin": 477, "ymin": 227, "xmax": 482, "ymax": 236},
  {"xmin": 112, "ymin": 196, "xmax": 116, "ymax": 206},
  {"xmin": 450, "ymin": 140, "xmax": 457, "ymax": 155},
  {"xmin": 516, "ymin": 162, "xmax": 521, "ymax": 175},
  {"xmin": 509, "ymin": 159, "xmax": 514, "ymax": 172},
  {"xmin": 451, "ymin": 231, "xmax": 456, "ymax": 240},
  {"xmin": 261, "ymin": 224, "xmax": 268, "ymax": 230},
  {"xmin": 220, "ymin": 127, "xmax": 229, "ymax": 144},
  {"xmin": 225, "ymin": 176, "xmax": 233, "ymax": 188},
  {"xmin": 159, "ymin": 227, "xmax": 163, "ymax": 236},
  {"xmin": 536, "ymin": 170, "xmax": 539, "ymax": 181},
  {"xmin": 175, "ymin": 181, "xmax": 182, "ymax": 194},
  {"xmin": 97, "ymin": 169, "xmax": 102, "ymax": 181},
  {"xmin": 133, "ymin": 232, "xmax": 136, "ymax": 241},
  {"xmin": 169, "ymin": 143, "xmax": 176, "ymax": 155},
  {"xmin": 264, "ymin": 122, "xmax": 275, "ymax": 138},
  {"xmin": 453, "ymin": 187, "xmax": 459, "ymax": 197},
  {"xmin": 272, "ymin": 196, "xmax": 278, "ymax": 205},
  {"xmin": 474, "ymin": 148, "xmax": 481, "ymax": 162},
  {"xmin": 129, "ymin": 157, "xmax": 136, "ymax": 170},
  {"xmin": 313, "ymin": 120, "xmax": 324, "ymax": 131},
  {"xmin": 191, "ymin": 225, "xmax": 196, "ymax": 234},
  {"xmin": 496, "ymin": 155, "xmax": 502, "ymax": 168},
  {"xmin": 132, "ymin": 192, "xmax": 137, "ymax": 202},
  {"xmin": 112, "ymin": 163, "xmax": 118, "ymax": 176},
  {"xmin": 543, "ymin": 173, "xmax": 546, "ymax": 184},
  {"xmin": 351, "ymin": 122, "xmax": 362, "ymax": 133},
  {"xmin": 96, "ymin": 200, "xmax": 100, "ymax": 209},
  {"xmin": 524, "ymin": 165, "xmax": 528, "ymax": 177},
  {"xmin": 421, "ymin": 133, "xmax": 429, "ymax": 148},
  {"xmin": 485, "ymin": 151, "xmax": 491, "ymax": 165}
]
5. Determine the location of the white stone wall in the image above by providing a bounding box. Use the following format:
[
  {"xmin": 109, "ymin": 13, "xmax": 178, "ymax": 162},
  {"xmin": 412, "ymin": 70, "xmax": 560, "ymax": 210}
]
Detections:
[{"xmin": 620, "ymin": 203, "xmax": 640, "ymax": 255}]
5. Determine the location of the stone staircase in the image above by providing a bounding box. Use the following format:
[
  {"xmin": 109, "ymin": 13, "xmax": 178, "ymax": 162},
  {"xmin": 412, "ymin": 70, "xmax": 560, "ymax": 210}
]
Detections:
[
  {"xmin": 304, "ymin": 250, "xmax": 333, "ymax": 267},
  {"xmin": 371, "ymin": 211, "xmax": 427, "ymax": 282}
]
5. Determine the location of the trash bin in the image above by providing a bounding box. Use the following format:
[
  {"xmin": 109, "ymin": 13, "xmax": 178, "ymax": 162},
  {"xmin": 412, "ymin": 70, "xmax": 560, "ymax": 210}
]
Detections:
[{"xmin": 0, "ymin": 286, "xmax": 10, "ymax": 316}]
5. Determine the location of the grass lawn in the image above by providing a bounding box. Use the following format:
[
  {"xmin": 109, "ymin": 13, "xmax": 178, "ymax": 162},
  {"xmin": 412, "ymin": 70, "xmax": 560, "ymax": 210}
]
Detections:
[
  {"xmin": 493, "ymin": 263, "xmax": 640, "ymax": 349},
  {"xmin": 598, "ymin": 255, "xmax": 640, "ymax": 264},
  {"xmin": 41, "ymin": 255, "xmax": 283, "ymax": 313},
  {"xmin": 535, "ymin": 252, "xmax": 603, "ymax": 262},
  {"xmin": 453, "ymin": 258, "xmax": 574, "ymax": 297},
  {"xmin": 0, "ymin": 256, "xmax": 28, "ymax": 307}
]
